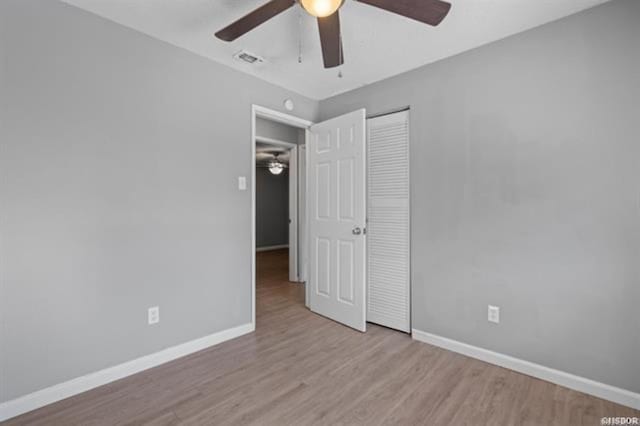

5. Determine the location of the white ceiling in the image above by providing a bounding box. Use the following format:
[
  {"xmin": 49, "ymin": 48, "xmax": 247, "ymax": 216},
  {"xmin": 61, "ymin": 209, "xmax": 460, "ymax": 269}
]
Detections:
[{"xmin": 62, "ymin": 0, "xmax": 610, "ymax": 100}]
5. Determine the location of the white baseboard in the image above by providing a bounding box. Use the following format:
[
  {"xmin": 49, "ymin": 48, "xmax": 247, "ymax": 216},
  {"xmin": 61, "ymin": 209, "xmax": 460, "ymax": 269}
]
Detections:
[
  {"xmin": 0, "ymin": 323, "xmax": 255, "ymax": 422},
  {"xmin": 256, "ymin": 244, "xmax": 288, "ymax": 252},
  {"xmin": 411, "ymin": 329, "xmax": 640, "ymax": 411}
]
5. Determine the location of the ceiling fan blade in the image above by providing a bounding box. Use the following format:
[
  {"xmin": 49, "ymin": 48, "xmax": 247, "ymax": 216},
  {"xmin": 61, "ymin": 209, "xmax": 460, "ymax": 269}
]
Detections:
[
  {"xmin": 215, "ymin": 0, "xmax": 295, "ymax": 41},
  {"xmin": 318, "ymin": 12, "xmax": 344, "ymax": 69},
  {"xmin": 356, "ymin": 0, "xmax": 451, "ymax": 26}
]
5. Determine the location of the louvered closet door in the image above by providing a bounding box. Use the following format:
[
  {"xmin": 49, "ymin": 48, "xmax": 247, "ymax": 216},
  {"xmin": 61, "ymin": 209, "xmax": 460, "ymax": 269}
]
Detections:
[{"xmin": 367, "ymin": 110, "xmax": 410, "ymax": 333}]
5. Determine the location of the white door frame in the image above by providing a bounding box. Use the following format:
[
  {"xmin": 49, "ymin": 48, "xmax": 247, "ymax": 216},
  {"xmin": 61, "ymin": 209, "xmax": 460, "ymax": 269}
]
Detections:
[
  {"xmin": 251, "ymin": 105, "xmax": 313, "ymax": 326},
  {"xmin": 298, "ymin": 143, "xmax": 309, "ymax": 307}
]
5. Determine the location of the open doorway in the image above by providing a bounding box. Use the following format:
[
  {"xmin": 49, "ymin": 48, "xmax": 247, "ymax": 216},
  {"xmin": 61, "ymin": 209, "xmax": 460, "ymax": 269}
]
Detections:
[
  {"xmin": 255, "ymin": 138, "xmax": 302, "ymax": 319},
  {"xmin": 255, "ymin": 141, "xmax": 291, "ymax": 254},
  {"xmin": 251, "ymin": 105, "xmax": 312, "ymax": 328}
]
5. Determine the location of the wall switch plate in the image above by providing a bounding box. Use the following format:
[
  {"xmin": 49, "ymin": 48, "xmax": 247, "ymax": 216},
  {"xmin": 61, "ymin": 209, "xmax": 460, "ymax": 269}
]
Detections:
[
  {"xmin": 148, "ymin": 306, "xmax": 160, "ymax": 325},
  {"xmin": 488, "ymin": 305, "xmax": 500, "ymax": 324},
  {"xmin": 238, "ymin": 176, "xmax": 247, "ymax": 191}
]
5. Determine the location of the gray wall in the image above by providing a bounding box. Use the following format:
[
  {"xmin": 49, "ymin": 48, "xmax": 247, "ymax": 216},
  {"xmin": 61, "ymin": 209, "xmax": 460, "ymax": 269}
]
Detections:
[
  {"xmin": 321, "ymin": 0, "xmax": 640, "ymax": 393},
  {"xmin": 256, "ymin": 118, "xmax": 301, "ymax": 144},
  {"xmin": 0, "ymin": 0, "xmax": 317, "ymax": 402},
  {"xmin": 256, "ymin": 168, "xmax": 289, "ymax": 248}
]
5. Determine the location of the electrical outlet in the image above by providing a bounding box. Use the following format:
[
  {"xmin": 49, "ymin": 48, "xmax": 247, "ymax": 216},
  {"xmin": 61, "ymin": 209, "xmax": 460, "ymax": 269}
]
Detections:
[
  {"xmin": 488, "ymin": 305, "xmax": 500, "ymax": 324},
  {"xmin": 148, "ymin": 306, "xmax": 160, "ymax": 325}
]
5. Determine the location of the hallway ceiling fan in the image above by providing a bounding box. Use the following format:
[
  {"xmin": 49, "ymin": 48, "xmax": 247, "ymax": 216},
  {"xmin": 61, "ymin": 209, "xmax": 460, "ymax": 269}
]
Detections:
[
  {"xmin": 268, "ymin": 153, "xmax": 287, "ymax": 175},
  {"xmin": 257, "ymin": 152, "xmax": 289, "ymax": 175},
  {"xmin": 215, "ymin": 0, "xmax": 452, "ymax": 69}
]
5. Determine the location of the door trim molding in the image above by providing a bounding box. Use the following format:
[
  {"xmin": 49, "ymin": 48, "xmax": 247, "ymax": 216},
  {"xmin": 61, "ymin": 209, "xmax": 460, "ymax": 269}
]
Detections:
[
  {"xmin": 412, "ymin": 328, "xmax": 640, "ymax": 410},
  {"xmin": 0, "ymin": 323, "xmax": 255, "ymax": 422},
  {"xmin": 288, "ymin": 145, "xmax": 299, "ymax": 282}
]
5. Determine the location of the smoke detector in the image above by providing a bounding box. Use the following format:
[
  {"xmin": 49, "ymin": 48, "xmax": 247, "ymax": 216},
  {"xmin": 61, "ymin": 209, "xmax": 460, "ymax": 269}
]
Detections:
[{"xmin": 233, "ymin": 50, "xmax": 264, "ymax": 64}]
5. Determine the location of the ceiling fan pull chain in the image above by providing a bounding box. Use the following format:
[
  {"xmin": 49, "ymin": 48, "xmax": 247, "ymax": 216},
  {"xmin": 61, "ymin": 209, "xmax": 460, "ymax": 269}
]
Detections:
[{"xmin": 338, "ymin": 32, "xmax": 343, "ymax": 78}]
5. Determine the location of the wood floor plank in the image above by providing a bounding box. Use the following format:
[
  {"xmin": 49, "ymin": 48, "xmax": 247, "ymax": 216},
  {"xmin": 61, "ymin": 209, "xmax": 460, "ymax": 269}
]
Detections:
[{"xmin": 2, "ymin": 249, "xmax": 638, "ymax": 425}]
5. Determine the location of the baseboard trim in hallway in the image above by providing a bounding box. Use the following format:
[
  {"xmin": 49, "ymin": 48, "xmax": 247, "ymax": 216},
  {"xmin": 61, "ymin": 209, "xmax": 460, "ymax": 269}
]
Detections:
[
  {"xmin": 411, "ymin": 328, "xmax": 640, "ymax": 411},
  {"xmin": 0, "ymin": 323, "xmax": 255, "ymax": 422}
]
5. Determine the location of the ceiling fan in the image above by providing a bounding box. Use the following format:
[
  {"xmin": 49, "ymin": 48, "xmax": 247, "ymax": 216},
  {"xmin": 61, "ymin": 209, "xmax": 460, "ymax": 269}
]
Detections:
[
  {"xmin": 257, "ymin": 152, "xmax": 288, "ymax": 175},
  {"xmin": 215, "ymin": 0, "xmax": 451, "ymax": 69}
]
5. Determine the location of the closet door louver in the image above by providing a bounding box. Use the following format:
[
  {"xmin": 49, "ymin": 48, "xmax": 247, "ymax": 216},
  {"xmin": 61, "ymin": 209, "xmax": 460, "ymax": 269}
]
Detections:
[{"xmin": 367, "ymin": 110, "xmax": 410, "ymax": 333}]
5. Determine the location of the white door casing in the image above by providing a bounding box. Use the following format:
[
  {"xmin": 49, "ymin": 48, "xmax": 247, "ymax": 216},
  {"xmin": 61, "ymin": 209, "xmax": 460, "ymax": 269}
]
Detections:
[
  {"xmin": 298, "ymin": 144, "xmax": 309, "ymax": 285},
  {"xmin": 304, "ymin": 133, "xmax": 312, "ymax": 309},
  {"xmin": 308, "ymin": 109, "xmax": 367, "ymax": 332},
  {"xmin": 289, "ymin": 145, "xmax": 299, "ymax": 282}
]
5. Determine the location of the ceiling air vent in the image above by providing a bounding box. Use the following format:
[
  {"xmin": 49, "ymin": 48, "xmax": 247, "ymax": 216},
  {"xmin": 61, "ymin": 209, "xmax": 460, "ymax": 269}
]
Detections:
[{"xmin": 233, "ymin": 50, "xmax": 264, "ymax": 64}]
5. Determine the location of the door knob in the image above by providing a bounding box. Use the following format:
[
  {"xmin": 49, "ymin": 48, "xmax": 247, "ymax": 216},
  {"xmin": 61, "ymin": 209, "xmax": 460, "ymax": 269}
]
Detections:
[{"xmin": 352, "ymin": 227, "xmax": 362, "ymax": 235}]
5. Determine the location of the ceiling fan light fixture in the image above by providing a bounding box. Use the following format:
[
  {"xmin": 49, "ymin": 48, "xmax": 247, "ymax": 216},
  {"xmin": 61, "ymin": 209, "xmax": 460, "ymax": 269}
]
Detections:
[
  {"xmin": 268, "ymin": 161, "xmax": 285, "ymax": 175},
  {"xmin": 300, "ymin": 0, "xmax": 343, "ymax": 18}
]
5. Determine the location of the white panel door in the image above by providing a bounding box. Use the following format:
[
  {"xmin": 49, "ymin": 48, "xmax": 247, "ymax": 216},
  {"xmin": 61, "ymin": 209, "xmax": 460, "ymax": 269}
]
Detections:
[
  {"xmin": 308, "ymin": 109, "xmax": 367, "ymax": 332},
  {"xmin": 367, "ymin": 110, "xmax": 410, "ymax": 333}
]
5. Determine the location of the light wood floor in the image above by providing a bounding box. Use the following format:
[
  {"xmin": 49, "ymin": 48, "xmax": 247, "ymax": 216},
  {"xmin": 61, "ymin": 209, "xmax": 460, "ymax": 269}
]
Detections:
[{"xmin": 4, "ymin": 249, "xmax": 638, "ymax": 425}]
